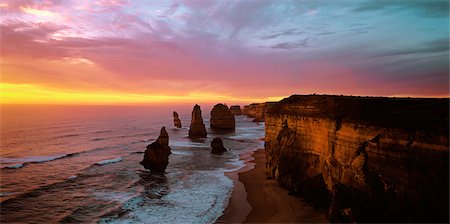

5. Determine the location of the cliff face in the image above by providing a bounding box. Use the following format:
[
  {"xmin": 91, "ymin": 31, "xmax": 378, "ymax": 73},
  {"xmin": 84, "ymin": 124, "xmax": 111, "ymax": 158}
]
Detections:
[
  {"xmin": 265, "ymin": 95, "xmax": 449, "ymax": 222},
  {"xmin": 243, "ymin": 102, "xmax": 276, "ymax": 122},
  {"xmin": 229, "ymin": 105, "xmax": 243, "ymax": 115}
]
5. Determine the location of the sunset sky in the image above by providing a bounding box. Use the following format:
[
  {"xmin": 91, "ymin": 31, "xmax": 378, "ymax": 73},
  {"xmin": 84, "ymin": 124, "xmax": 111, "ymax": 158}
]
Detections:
[{"xmin": 0, "ymin": 0, "xmax": 449, "ymax": 105}]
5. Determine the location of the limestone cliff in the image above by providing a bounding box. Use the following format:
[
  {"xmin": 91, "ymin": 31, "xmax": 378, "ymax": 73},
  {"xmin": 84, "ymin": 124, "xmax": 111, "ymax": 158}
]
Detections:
[
  {"xmin": 243, "ymin": 102, "xmax": 276, "ymax": 122},
  {"xmin": 265, "ymin": 95, "xmax": 449, "ymax": 222},
  {"xmin": 229, "ymin": 105, "xmax": 243, "ymax": 115}
]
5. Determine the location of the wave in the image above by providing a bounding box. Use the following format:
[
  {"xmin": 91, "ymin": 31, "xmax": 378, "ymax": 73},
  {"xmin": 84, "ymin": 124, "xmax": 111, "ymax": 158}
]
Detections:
[
  {"xmin": 99, "ymin": 170, "xmax": 234, "ymax": 224},
  {"xmin": 95, "ymin": 157, "xmax": 123, "ymax": 166},
  {"xmin": 2, "ymin": 164, "xmax": 25, "ymax": 169},
  {"xmin": 0, "ymin": 154, "xmax": 73, "ymax": 169},
  {"xmin": 54, "ymin": 133, "xmax": 82, "ymax": 139},
  {"xmin": 93, "ymin": 130, "xmax": 113, "ymax": 134},
  {"xmin": 0, "ymin": 146, "xmax": 124, "ymax": 170},
  {"xmin": 91, "ymin": 133, "xmax": 148, "ymax": 142}
]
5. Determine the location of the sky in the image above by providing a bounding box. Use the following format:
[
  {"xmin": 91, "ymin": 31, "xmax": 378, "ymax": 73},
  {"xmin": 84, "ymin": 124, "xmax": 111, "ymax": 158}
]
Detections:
[{"xmin": 0, "ymin": 0, "xmax": 449, "ymax": 105}]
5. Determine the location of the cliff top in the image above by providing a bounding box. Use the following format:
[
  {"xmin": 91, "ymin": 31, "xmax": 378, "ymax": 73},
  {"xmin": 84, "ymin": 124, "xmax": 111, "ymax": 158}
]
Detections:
[{"xmin": 267, "ymin": 95, "xmax": 449, "ymax": 135}]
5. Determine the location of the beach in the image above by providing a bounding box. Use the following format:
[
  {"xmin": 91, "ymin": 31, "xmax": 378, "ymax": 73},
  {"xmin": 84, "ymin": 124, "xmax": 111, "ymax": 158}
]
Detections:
[{"xmin": 218, "ymin": 149, "xmax": 328, "ymax": 223}]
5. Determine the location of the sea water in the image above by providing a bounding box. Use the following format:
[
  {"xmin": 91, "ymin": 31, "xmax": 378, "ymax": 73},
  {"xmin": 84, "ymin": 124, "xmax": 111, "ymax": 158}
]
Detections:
[{"xmin": 0, "ymin": 105, "xmax": 264, "ymax": 223}]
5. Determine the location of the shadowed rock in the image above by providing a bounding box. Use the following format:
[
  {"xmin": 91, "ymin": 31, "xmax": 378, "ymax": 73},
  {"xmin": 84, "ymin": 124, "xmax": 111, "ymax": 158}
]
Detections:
[
  {"xmin": 210, "ymin": 104, "xmax": 235, "ymax": 130},
  {"xmin": 264, "ymin": 94, "xmax": 450, "ymax": 223},
  {"xmin": 188, "ymin": 104, "xmax": 207, "ymax": 138},
  {"xmin": 229, "ymin": 105, "xmax": 243, "ymax": 115},
  {"xmin": 173, "ymin": 111, "xmax": 182, "ymax": 128},
  {"xmin": 140, "ymin": 127, "xmax": 171, "ymax": 172},
  {"xmin": 211, "ymin": 137, "xmax": 227, "ymax": 154}
]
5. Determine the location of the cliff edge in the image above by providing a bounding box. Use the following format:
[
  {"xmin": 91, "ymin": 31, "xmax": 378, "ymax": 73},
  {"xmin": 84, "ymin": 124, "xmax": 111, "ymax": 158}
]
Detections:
[{"xmin": 265, "ymin": 94, "xmax": 449, "ymax": 222}]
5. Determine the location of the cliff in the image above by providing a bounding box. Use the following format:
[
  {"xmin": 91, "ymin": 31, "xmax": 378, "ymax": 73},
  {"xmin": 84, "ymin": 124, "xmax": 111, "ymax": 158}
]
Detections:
[
  {"xmin": 243, "ymin": 102, "xmax": 276, "ymax": 122},
  {"xmin": 229, "ymin": 105, "xmax": 243, "ymax": 115},
  {"xmin": 264, "ymin": 95, "xmax": 449, "ymax": 222}
]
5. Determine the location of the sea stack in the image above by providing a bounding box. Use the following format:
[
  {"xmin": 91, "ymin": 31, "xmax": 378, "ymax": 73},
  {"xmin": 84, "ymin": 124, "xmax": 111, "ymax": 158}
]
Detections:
[
  {"xmin": 229, "ymin": 105, "xmax": 243, "ymax": 115},
  {"xmin": 173, "ymin": 111, "xmax": 182, "ymax": 128},
  {"xmin": 210, "ymin": 103, "xmax": 235, "ymax": 130},
  {"xmin": 188, "ymin": 104, "xmax": 207, "ymax": 138},
  {"xmin": 211, "ymin": 137, "xmax": 227, "ymax": 154},
  {"xmin": 140, "ymin": 127, "xmax": 171, "ymax": 172}
]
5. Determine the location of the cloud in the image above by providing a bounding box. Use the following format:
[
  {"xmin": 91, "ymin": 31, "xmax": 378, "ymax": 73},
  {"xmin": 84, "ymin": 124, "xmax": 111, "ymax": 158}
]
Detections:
[
  {"xmin": 352, "ymin": 0, "xmax": 449, "ymax": 17},
  {"xmin": 0, "ymin": 0, "xmax": 448, "ymax": 100},
  {"xmin": 270, "ymin": 38, "xmax": 309, "ymax": 49},
  {"xmin": 257, "ymin": 29, "xmax": 302, "ymax": 40},
  {"xmin": 374, "ymin": 38, "xmax": 449, "ymax": 57}
]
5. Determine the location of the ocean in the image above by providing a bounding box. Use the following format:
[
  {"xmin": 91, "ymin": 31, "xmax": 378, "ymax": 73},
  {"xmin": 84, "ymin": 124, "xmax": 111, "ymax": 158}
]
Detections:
[{"xmin": 0, "ymin": 105, "xmax": 265, "ymax": 223}]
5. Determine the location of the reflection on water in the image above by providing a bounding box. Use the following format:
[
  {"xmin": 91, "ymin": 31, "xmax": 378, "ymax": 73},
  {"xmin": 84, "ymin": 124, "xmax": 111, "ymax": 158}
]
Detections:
[{"xmin": 1, "ymin": 105, "xmax": 265, "ymax": 223}]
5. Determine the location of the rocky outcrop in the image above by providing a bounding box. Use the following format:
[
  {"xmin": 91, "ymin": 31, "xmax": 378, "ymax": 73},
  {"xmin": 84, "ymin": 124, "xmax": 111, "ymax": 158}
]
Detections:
[
  {"xmin": 173, "ymin": 111, "xmax": 182, "ymax": 128},
  {"xmin": 210, "ymin": 104, "xmax": 235, "ymax": 130},
  {"xmin": 243, "ymin": 102, "xmax": 276, "ymax": 122},
  {"xmin": 188, "ymin": 104, "xmax": 207, "ymax": 138},
  {"xmin": 265, "ymin": 95, "xmax": 449, "ymax": 222},
  {"xmin": 229, "ymin": 105, "xmax": 243, "ymax": 115},
  {"xmin": 140, "ymin": 127, "xmax": 172, "ymax": 172},
  {"xmin": 211, "ymin": 137, "xmax": 227, "ymax": 154}
]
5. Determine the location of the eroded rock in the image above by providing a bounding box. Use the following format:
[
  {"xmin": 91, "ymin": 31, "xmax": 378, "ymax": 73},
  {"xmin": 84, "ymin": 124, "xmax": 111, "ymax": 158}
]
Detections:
[
  {"xmin": 188, "ymin": 104, "xmax": 207, "ymax": 138},
  {"xmin": 210, "ymin": 104, "xmax": 235, "ymax": 130},
  {"xmin": 229, "ymin": 105, "xmax": 243, "ymax": 115},
  {"xmin": 140, "ymin": 127, "xmax": 171, "ymax": 172},
  {"xmin": 173, "ymin": 111, "xmax": 182, "ymax": 128},
  {"xmin": 211, "ymin": 137, "xmax": 227, "ymax": 154},
  {"xmin": 264, "ymin": 94, "xmax": 449, "ymax": 222}
]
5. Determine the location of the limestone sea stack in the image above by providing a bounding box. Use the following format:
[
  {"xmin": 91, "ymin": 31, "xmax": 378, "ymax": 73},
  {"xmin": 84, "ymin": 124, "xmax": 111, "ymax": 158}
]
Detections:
[
  {"xmin": 173, "ymin": 111, "xmax": 182, "ymax": 128},
  {"xmin": 229, "ymin": 105, "xmax": 243, "ymax": 115},
  {"xmin": 211, "ymin": 137, "xmax": 227, "ymax": 154},
  {"xmin": 210, "ymin": 104, "xmax": 235, "ymax": 130},
  {"xmin": 188, "ymin": 104, "xmax": 207, "ymax": 138},
  {"xmin": 140, "ymin": 127, "xmax": 172, "ymax": 172}
]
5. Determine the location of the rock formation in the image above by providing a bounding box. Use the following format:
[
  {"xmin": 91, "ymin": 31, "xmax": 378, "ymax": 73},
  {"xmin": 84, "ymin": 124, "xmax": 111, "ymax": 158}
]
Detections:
[
  {"xmin": 211, "ymin": 137, "xmax": 227, "ymax": 154},
  {"xmin": 242, "ymin": 102, "xmax": 276, "ymax": 122},
  {"xmin": 173, "ymin": 111, "xmax": 182, "ymax": 128},
  {"xmin": 210, "ymin": 103, "xmax": 235, "ymax": 130},
  {"xmin": 229, "ymin": 105, "xmax": 243, "ymax": 115},
  {"xmin": 188, "ymin": 104, "xmax": 207, "ymax": 138},
  {"xmin": 265, "ymin": 95, "xmax": 449, "ymax": 223},
  {"xmin": 140, "ymin": 127, "xmax": 172, "ymax": 172}
]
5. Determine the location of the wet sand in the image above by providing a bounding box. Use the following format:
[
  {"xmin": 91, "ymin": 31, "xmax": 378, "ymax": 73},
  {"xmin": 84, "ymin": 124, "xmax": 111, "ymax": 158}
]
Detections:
[{"xmin": 218, "ymin": 149, "xmax": 328, "ymax": 223}]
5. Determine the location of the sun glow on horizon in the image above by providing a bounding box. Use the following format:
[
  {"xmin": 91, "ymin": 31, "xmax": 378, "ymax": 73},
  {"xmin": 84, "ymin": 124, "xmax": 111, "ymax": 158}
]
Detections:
[{"xmin": 0, "ymin": 83, "xmax": 284, "ymax": 105}]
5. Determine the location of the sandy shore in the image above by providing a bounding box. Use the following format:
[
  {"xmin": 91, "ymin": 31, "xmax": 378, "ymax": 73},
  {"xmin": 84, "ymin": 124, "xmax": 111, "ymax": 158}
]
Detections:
[{"xmin": 217, "ymin": 149, "xmax": 328, "ymax": 223}]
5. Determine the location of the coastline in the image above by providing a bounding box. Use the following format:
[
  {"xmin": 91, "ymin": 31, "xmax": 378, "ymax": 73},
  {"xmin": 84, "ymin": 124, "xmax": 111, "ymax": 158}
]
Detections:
[{"xmin": 218, "ymin": 149, "xmax": 328, "ymax": 223}]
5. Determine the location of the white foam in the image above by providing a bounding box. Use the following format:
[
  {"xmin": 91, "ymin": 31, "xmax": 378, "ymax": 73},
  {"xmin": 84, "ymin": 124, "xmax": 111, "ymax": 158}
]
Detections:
[
  {"xmin": 93, "ymin": 190, "xmax": 137, "ymax": 203},
  {"xmin": 0, "ymin": 154, "xmax": 68, "ymax": 164},
  {"xmin": 96, "ymin": 157, "xmax": 123, "ymax": 165},
  {"xmin": 100, "ymin": 170, "xmax": 233, "ymax": 224},
  {"xmin": 3, "ymin": 163, "xmax": 24, "ymax": 169},
  {"xmin": 170, "ymin": 150, "xmax": 193, "ymax": 156},
  {"xmin": 170, "ymin": 141, "xmax": 210, "ymax": 148}
]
